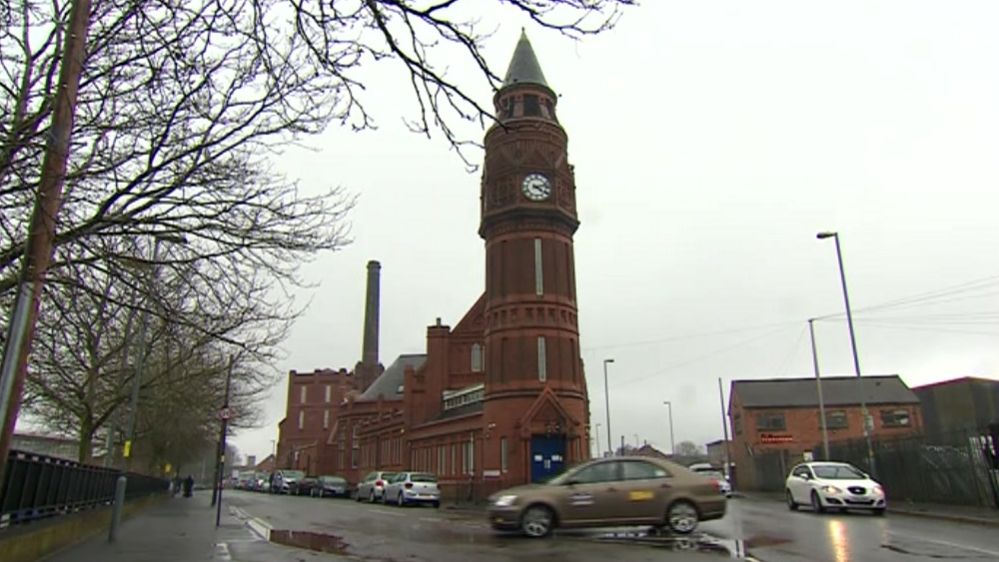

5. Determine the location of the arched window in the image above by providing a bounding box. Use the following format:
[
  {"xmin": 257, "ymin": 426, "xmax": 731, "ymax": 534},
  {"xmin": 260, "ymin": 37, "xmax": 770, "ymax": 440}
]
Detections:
[{"xmin": 471, "ymin": 343, "xmax": 483, "ymax": 372}]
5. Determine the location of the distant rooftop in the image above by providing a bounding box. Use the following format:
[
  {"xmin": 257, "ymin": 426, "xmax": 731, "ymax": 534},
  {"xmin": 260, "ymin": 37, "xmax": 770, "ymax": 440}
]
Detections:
[
  {"xmin": 732, "ymin": 375, "xmax": 919, "ymax": 409},
  {"xmin": 357, "ymin": 354, "xmax": 426, "ymax": 401}
]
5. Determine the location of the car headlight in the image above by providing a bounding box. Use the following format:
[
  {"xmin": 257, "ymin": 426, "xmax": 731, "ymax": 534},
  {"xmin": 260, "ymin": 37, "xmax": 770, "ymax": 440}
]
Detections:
[
  {"xmin": 820, "ymin": 485, "xmax": 843, "ymax": 495},
  {"xmin": 493, "ymin": 495, "xmax": 518, "ymax": 507},
  {"xmin": 873, "ymin": 485, "xmax": 884, "ymax": 496}
]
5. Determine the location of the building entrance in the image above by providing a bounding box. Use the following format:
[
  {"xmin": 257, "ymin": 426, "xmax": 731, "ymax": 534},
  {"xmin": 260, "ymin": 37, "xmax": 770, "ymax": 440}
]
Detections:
[{"xmin": 530, "ymin": 435, "xmax": 565, "ymax": 483}]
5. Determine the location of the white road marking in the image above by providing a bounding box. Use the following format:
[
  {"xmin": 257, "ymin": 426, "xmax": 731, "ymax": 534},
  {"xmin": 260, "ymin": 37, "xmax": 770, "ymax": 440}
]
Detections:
[
  {"xmin": 213, "ymin": 543, "xmax": 232, "ymax": 561},
  {"xmin": 889, "ymin": 531, "xmax": 999, "ymax": 557}
]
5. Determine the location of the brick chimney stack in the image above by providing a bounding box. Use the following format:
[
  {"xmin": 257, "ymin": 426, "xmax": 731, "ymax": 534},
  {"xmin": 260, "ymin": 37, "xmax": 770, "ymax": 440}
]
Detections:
[{"xmin": 362, "ymin": 260, "xmax": 381, "ymax": 368}]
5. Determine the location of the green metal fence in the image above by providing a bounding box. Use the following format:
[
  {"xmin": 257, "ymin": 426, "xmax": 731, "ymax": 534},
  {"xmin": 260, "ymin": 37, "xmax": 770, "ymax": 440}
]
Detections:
[{"xmin": 826, "ymin": 427, "xmax": 999, "ymax": 508}]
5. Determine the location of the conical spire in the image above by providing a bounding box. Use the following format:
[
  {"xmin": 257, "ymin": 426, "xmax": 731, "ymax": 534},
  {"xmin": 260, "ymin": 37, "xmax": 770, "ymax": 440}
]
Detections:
[{"xmin": 502, "ymin": 29, "xmax": 549, "ymax": 88}]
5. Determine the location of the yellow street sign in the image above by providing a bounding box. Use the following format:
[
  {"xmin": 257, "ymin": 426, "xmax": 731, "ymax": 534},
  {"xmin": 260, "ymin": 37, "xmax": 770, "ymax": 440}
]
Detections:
[{"xmin": 123, "ymin": 440, "xmax": 132, "ymax": 458}]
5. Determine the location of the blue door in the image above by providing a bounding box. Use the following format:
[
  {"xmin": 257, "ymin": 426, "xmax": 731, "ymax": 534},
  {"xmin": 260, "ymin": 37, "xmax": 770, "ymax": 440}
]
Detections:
[{"xmin": 531, "ymin": 436, "xmax": 566, "ymax": 483}]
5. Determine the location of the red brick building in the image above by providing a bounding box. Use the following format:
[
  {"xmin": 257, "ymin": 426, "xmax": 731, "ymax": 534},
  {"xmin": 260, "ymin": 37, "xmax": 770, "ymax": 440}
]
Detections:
[
  {"xmin": 277, "ymin": 32, "xmax": 591, "ymax": 500},
  {"xmin": 728, "ymin": 375, "xmax": 922, "ymax": 490}
]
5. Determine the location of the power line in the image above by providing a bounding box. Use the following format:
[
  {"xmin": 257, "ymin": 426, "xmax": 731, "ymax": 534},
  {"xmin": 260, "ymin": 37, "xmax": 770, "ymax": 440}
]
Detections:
[{"xmin": 612, "ymin": 324, "xmax": 799, "ymax": 389}]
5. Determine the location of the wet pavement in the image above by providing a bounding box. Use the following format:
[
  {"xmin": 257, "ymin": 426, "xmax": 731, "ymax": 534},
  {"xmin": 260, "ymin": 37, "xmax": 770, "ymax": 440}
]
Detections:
[
  {"xmin": 223, "ymin": 491, "xmax": 999, "ymax": 562},
  {"xmin": 702, "ymin": 496, "xmax": 999, "ymax": 561},
  {"xmin": 227, "ymin": 491, "xmax": 743, "ymax": 561}
]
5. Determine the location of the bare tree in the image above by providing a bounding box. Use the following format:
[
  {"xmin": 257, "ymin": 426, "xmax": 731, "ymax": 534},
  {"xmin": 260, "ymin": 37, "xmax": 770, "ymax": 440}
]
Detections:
[{"xmin": 2, "ymin": 0, "xmax": 634, "ymax": 458}]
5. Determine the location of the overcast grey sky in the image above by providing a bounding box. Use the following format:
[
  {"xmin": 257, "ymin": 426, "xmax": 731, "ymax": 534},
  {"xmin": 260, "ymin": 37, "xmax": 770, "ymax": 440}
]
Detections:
[{"xmin": 233, "ymin": 1, "xmax": 999, "ymax": 461}]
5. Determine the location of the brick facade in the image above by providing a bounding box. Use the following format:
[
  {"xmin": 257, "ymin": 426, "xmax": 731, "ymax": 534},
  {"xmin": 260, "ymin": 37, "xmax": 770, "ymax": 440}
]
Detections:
[
  {"xmin": 728, "ymin": 375, "xmax": 922, "ymax": 490},
  {"xmin": 275, "ymin": 33, "xmax": 590, "ymax": 500}
]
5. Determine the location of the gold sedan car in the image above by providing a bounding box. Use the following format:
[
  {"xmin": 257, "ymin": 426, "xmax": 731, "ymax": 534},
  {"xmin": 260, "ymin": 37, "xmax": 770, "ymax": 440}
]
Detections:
[{"xmin": 488, "ymin": 456, "xmax": 726, "ymax": 537}]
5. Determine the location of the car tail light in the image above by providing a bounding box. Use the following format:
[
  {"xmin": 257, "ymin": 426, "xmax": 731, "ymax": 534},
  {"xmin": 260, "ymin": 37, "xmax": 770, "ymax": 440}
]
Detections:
[
  {"xmin": 710, "ymin": 479, "xmax": 722, "ymax": 493},
  {"xmin": 404, "ymin": 483, "xmax": 413, "ymax": 489},
  {"xmin": 375, "ymin": 480, "xmax": 383, "ymax": 487}
]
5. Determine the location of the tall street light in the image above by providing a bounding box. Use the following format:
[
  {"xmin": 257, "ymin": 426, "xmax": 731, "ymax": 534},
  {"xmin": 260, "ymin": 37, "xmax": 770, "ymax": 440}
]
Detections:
[
  {"xmin": 817, "ymin": 231, "xmax": 875, "ymax": 476},
  {"xmin": 595, "ymin": 423, "xmax": 602, "ymax": 458},
  {"xmin": 663, "ymin": 401, "xmax": 675, "ymax": 456},
  {"xmin": 110, "ymin": 232, "xmax": 187, "ymax": 542},
  {"xmin": 603, "ymin": 359, "xmax": 614, "ymax": 457},
  {"xmin": 808, "ymin": 318, "xmax": 831, "ymax": 460}
]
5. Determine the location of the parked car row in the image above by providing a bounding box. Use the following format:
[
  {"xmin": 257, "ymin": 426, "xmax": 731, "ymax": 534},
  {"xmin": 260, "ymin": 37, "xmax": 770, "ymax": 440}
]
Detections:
[
  {"xmin": 355, "ymin": 471, "xmax": 441, "ymax": 508},
  {"xmin": 232, "ymin": 470, "xmax": 351, "ymax": 498}
]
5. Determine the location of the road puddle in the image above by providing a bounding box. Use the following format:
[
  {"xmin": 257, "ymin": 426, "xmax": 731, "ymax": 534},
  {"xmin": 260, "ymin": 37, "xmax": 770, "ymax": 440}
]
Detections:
[
  {"xmin": 270, "ymin": 529, "xmax": 350, "ymax": 555},
  {"xmin": 591, "ymin": 528, "xmax": 789, "ymax": 558}
]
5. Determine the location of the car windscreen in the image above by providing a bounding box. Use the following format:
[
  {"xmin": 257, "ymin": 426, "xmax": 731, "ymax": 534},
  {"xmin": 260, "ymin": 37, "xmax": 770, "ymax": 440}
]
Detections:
[
  {"xmin": 380, "ymin": 472, "xmax": 397, "ymax": 480},
  {"xmin": 283, "ymin": 471, "xmax": 306, "ymax": 479},
  {"xmin": 812, "ymin": 465, "xmax": 865, "ymax": 479},
  {"xmin": 410, "ymin": 473, "xmax": 437, "ymax": 483},
  {"xmin": 321, "ymin": 476, "xmax": 345, "ymax": 483}
]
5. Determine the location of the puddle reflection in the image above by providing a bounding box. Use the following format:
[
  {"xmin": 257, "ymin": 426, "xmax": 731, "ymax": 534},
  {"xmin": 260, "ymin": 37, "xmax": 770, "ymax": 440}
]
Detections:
[{"xmin": 592, "ymin": 527, "xmax": 787, "ymax": 558}]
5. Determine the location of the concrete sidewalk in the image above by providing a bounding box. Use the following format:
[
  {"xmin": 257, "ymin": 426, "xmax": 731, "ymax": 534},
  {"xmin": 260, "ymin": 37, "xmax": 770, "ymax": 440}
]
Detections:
[{"xmin": 42, "ymin": 493, "xmax": 259, "ymax": 562}]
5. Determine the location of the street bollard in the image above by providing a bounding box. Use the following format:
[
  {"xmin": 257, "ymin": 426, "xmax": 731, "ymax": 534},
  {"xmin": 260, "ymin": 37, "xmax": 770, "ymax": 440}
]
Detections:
[{"xmin": 108, "ymin": 474, "xmax": 127, "ymax": 542}]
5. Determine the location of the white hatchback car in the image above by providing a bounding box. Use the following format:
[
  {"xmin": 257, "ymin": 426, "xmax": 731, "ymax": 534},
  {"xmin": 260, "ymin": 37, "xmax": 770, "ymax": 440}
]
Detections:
[{"xmin": 785, "ymin": 462, "xmax": 886, "ymax": 515}]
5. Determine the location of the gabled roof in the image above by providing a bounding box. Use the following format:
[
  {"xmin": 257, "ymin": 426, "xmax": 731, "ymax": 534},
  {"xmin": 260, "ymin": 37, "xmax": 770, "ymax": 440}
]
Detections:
[
  {"xmin": 732, "ymin": 375, "xmax": 919, "ymax": 409},
  {"xmin": 357, "ymin": 354, "xmax": 426, "ymax": 401},
  {"xmin": 910, "ymin": 376, "xmax": 999, "ymax": 391},
  {"xmin": 502, "ymin": 29, "xmax": 549, "ymax": 88}
]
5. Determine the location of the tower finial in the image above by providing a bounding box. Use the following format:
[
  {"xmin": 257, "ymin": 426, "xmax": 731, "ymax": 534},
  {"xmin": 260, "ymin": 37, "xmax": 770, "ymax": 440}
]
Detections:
[{"xmin": 502, "ymin": 30, "xmax": 549, "ymax": 88}]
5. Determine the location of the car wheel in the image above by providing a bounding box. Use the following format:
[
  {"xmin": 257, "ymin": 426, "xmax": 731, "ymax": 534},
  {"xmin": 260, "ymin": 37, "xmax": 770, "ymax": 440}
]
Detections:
[
  {"xmin": 354, "ymin": 489, "xmax": 361, "ymax": 502},
  {"xmin": 811, "ymin": 491, "xmax": 826, "ymax": 514},
  {"xmin": 666, "ymin": 500, "xmax": 699, "ymax": 535},
  {"xmin": 432, "ymin": 501, "xmax": 440, "ymax": 509},
  {"xmin": 369, "ymin": 490, "xmax": 376, "ymax": 503},
  {"xmin": 786, "ymin": 490, "xmax": 798, "ymax": 511},
  {"xmin": 397, "ymin": 493, "xmax": 405, "ymax": 507},
  {"xmin": 520, "ymin": 505, "xmax": 554, "ymax": 538}
]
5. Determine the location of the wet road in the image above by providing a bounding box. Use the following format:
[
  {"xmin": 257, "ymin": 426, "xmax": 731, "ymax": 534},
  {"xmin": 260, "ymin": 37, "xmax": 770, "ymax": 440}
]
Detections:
[
  {"xmin": 701, "ymin": 497, "xmax": 999, "ymax": 561},
  {"xmin": 223, "ymin": 491, "xmax": 999, "ymax": 562},
  {"xmin": 225, "ymin": 490, "xmax": 741, "ymax": 562}
]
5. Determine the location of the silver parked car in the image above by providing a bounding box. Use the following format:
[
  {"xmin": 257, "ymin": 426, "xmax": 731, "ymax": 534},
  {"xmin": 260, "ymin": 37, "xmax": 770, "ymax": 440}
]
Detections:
[
  {"xmin": 382, "ymin": 472, "xmax": 440, "ymax": 508},
  {"xmin": 355, "ymin": 471, "xmax": 397, "ymax": 503}
]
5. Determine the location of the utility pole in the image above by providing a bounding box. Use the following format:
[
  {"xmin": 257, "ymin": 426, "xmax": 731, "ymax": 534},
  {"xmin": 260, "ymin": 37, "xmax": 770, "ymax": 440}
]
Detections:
[
  {"xmin": 808, "ymin": 319, "xmax": 831, "ymax": 460},
  {"xmin": 717, "ymin": 378, "xmax": 732, "ymax": 480},
  {"xmin": 214, "ymin": 356, "xmax": 235, "ymax": 526},
  {"xmin": 0, "ymin": 0, "xmax": 95, "ymax": 486},
  {"xmin": 603, "ymin": 359, "xmax": 614, "ymax": 457}
]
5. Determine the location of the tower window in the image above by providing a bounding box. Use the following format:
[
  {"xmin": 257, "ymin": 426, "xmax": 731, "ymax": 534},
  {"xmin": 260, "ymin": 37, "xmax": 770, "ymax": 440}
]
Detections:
[
  {"xmin": 300, "ymin": 386, "xmax": 307, "ymax": 404},
  {"xmin": 501, "ymin": 437, "xmax": 508, "ymax": 472},
  {"xmin": 323, "ymin": 410, "xmax": 330, "ymax": 429},
  {"xmin": 325, "ymin": 385, "xmax": 331, "ymax": 403},
  {"xmin": 471, "ymin": 343, "xmax": 483, "ymax": 372},
  {"xmin": 534, "ymin": 238, "xmax": 544, "ymax": 295},
  {"xmin": 523, "ymin": 95, "xmax": 541, "ymax": 116},
  {"xmin": 502, "ymin": 97, "xmax": 514, "ymax": 119},
  {"xmin": 298, "ymin": 410, "xmax": 305, "ymax": 430},
  {"xmin": 537, "ymin": 336, "xmax": 548, "ymax": 382}
]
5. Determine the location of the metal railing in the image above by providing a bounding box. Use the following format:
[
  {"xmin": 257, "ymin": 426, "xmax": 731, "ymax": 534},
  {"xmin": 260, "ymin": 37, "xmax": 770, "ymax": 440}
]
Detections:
[{"xmin": 1, "ymin": 449, "xmax": 168, "ymax": 528}]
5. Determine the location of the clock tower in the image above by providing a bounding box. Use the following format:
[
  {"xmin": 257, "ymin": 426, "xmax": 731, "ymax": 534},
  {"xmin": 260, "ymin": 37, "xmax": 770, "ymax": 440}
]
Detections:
[{"xmin": 480, "ymin": 31, "xmax": 589, "ymax": 484}]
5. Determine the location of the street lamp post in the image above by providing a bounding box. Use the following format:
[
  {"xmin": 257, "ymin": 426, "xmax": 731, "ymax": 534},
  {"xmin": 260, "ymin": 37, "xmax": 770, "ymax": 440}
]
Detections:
[
  {"xmin": 663, "ymin": 401, "xmax": 675, "ymax": 456},
  {"xmin": 817, "ymin": 231, "xmax": 875, "ymax": 476},
  {"xmin": 808, "ymin": 318, "xmax": 831, "ymax": 460},
  {"xmin": 110, "ymin": 233, "xmax": 187, "ymax": 542},
  {"xmin": 595, "ymin": 423, "xmax": 602, "ymax": 458},
  {"xmin": 603, "ymin": 359, "xmax": 614, "ymax": 457}
]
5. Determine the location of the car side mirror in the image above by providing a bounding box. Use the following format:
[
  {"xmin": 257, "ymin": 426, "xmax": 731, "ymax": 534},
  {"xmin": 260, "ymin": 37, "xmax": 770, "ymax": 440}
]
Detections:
[
  {"xmin": 563, "ymin": 479, "xmax": 580, "ymax": 486},
  {"xmin": 801, "ymin": 474, "xmax": 811, "ymax": 480}
]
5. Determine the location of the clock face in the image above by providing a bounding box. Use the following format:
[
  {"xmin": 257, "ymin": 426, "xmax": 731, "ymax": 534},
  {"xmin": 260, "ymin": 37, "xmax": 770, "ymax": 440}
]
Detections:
[{"xmin": 522, "ymin": 173, "xmax": 552, "ymax": 201}]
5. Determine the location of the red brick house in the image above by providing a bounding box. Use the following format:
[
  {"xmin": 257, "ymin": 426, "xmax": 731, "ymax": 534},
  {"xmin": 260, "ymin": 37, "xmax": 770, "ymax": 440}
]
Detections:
[
  {"xmin": 728, "ymin": 375, "xmax": 922, "ymax": 490},
  {"xmin": 277, "ymin": 32, "xmax": 591, "ymax": 500}
]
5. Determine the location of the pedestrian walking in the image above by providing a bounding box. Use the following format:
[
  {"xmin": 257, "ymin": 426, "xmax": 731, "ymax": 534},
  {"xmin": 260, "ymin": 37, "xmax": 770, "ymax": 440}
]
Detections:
[{"xmin": 183, "ymin": 475, "xmax": 194, "ymax": 497}]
